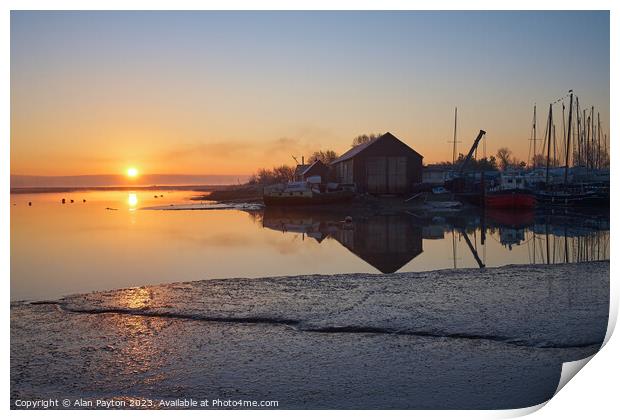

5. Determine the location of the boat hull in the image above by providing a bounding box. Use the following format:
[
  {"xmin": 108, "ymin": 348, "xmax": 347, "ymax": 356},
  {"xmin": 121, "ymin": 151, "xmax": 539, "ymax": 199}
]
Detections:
[
  {"xmin": 535, "ymin": 191, "xmax": 609, "ymax": 207},
  {"xmin": 485, "ymin": 190, "xmax": 536, "ymax": 209},
  {"xmin": 263, "ymin": 190, "xmax": 355, "ymax": 206}
]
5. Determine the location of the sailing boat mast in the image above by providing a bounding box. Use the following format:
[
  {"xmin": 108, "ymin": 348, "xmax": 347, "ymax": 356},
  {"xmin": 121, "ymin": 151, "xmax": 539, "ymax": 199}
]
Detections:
[
  {"xmin": 586, "ymin": 113, "xmax": 591, "ymax": 171},
  {"xmin": 553, "ymin": 123, "xmax": 557, "ymax": 167},
  {"xmin": 582, "ymin": 109, "xmax": 587, "ymax": 167},
  {"xmin": 561, "ymin": 102, "xmax": 566, "ymax": 165},
  {"xmin": 531, "ymin": 105, "xmax": 537, "ymax": 168},
  {"xmin": 576, "ymin": 97, "xmax": 581, "ymax": 166},
  {"xmin": 452, "ymin": 107, "xmax": 458, "ymax": 164},
  {"xmin": 545, "ymin": 103, "xmax": 553, "ymax": 185},
  {"xmin": 590, "ymin": 106, "xmax": 596, "ymax": 169},
  {"xmin": 597, "ymin": 112, "xmax": 601, "ymax": 169},
  {"xmin": 564, "ymin": 90, "xmax": 573, "ymax": 184},
  {"xmin": 588, "ymin": 106, "xmax": 596, "ymax": 169}
]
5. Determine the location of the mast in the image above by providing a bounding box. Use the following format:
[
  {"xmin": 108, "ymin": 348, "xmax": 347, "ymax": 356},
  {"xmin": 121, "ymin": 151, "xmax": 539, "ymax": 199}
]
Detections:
[
  {"xmin": 590, "ymin": 106, "xmax": 595, "ymax": 168},
  {"xmin": 564, "ymin": 90, "xmax": 573, "ymax": 184},
  {"xmin": 586, "ymin": 113, "xmax": 591, "ymax": 171},
  {"xmin": 452, "ymin": 107, "xmax": 458, "ymax": 165},
  {"xmin": 576, "ymin": 98, "xmax": 581, "ymax": 166},
  {"xmin": 531, "ymin": 105, "xmax": 537, "ymax": 168},
  {"xmin": 597, "ymin": 112, "xmax": 601, "ymax": 169},
  {"xmin": 582, "ymin": 109, "xmax": 586, "ymax": 167},
  {"xmin": 604, "ymin": 134, "xmax": 608, "ymax": 168},
  {"xmin": 545, "ymin": 103, "xmax": 553, "ymax": 185},
  {"xmin": 562, "ymin": 102, "xmax": 566, "ymax": 165},
  {"xmin": 553, "ymin": 123, "xmax": 557, "ymax": 167}
]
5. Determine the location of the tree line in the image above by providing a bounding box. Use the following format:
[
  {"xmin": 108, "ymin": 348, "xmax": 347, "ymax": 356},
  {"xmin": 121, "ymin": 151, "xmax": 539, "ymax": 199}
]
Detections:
[
  {"xmin": 247, "ymin": 133, "xmax": 380, "ymax": 185},
  {"xmin": 247, "ymin": 133, "xmax": 584, "ymax": 186}
]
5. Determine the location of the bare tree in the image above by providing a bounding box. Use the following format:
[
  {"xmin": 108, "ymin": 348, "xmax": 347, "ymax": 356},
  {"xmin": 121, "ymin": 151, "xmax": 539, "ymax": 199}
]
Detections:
[
  {"xmin": 352, "ymin": 133, "xmax": 383, "ymax": 148},
  {"xmin": 247, "ymin": 165, "xmax": 295, "ymax": 185},
  {"xmin": 531, "ymin": 153, "xmax": 560, "ymax": 169},
  {"xmin": 496, "ymin": 148, "xmax": 513, "ymax": 171},
  {"xmin": 308, "ymin": 150, "xmax": 338, "ymax": 164}
]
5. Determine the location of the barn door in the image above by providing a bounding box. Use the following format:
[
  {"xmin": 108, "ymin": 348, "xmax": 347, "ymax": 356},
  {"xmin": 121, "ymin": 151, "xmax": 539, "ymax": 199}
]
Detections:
[
  {"xmin": 387, "ymin": 157, "xmax": 407, "ymax": 193},
  {"xmin": 366, "ymin": 157, "xmax": 387, "ymax": 193}
]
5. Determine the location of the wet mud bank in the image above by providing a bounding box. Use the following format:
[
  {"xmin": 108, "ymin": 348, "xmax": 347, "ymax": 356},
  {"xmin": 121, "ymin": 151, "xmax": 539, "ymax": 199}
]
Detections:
[{"xmin": 11, "ymin": 262, "xmax": 609, "ymax": 409}]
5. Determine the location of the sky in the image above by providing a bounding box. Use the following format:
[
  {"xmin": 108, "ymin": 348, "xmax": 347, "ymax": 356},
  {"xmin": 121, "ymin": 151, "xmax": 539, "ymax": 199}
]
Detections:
[{"xmin": 11, "ymin": 11, "xmax": 610, "ymax": 181}]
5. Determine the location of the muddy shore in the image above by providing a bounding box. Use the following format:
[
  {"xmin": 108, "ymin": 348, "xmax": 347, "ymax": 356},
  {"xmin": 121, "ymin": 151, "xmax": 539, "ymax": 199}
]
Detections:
[{"xmin": 11, "ymin": 262, "xmax": 609, "ymax": 409}]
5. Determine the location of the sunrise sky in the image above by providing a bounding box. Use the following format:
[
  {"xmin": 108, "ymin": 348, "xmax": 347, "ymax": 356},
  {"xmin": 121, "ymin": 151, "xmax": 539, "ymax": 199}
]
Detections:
[{"xmin": 11, "ymin": 11, "xmax": 609, "ymax": 182}]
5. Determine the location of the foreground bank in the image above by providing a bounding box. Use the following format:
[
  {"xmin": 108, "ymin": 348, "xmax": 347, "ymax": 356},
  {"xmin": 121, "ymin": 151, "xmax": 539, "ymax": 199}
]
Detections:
[{"xmin": 11, "ymin": 262, "xmax": 609, "ymax": 409}]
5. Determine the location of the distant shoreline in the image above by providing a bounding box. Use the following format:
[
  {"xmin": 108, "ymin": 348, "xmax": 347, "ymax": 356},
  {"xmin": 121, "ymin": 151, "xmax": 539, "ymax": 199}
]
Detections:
[{"xmin": 10, "ymin": 185, "xmax": 233, "ymax": 194}]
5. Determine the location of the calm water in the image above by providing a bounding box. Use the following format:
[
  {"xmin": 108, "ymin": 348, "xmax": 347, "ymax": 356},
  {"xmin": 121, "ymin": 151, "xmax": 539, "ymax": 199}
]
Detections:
[{"xmin": 10, "ymin": 189, "xmax": 609, "ymax": 300}]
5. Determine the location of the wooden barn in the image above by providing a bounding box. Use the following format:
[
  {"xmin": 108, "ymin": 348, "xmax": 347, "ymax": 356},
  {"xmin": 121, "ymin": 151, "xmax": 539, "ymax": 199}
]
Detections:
[{"xmin": 331, "ymin": 132, "xmax": 423, "ymax": 194}]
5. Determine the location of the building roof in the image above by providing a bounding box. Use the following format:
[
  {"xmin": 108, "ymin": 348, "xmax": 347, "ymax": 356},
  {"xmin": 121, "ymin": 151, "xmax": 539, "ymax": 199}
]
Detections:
[
  {"xmin": 294, "ymin": 164, "xmax": 311, "ymax": 177},
  {"xmin": 331, "ymin": 132, "xmax": 423, "ymax": 165},
  {"xmin": 423, "ymin": 164, "xmax": 454, "ymax": 172},
  {"xmin": 295, "ymin": 160, "xmax": 327, "ymax": 177}
]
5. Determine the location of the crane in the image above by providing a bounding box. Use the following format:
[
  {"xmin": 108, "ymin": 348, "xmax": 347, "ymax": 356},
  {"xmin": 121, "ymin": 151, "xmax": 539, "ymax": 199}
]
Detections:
[{"xmin": 458, "ymin": 129, "xmax": 486, "ymax": 174}]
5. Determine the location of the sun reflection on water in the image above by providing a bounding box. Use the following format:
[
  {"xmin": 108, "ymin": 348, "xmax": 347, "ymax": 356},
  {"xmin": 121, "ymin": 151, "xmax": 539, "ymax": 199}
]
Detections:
[{"xmin": 127, "ymin": 193, "xmax": 138, "ymax": 210}]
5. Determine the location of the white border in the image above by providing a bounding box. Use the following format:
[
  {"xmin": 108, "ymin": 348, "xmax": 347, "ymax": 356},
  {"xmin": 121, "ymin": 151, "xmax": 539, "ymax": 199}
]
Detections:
[{"xmin": 2, "ymin": 2, "xmax": 617, "ymax": 420}]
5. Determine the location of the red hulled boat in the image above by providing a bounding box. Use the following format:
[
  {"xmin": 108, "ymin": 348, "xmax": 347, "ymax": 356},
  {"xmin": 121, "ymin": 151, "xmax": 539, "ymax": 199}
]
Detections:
[
  {"xmin": 485, "ymin": 190, "xmax": 536, "ymax": 208},
  {"xmin": 485, "ymin": 173, "xmax": 536, "ymax": 209}
]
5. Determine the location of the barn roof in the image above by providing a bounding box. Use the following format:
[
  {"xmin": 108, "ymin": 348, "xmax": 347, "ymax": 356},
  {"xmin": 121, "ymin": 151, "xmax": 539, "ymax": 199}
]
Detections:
[{"xmin": 331, "ymin": 132, "xmax": 422, "ymax": 165}]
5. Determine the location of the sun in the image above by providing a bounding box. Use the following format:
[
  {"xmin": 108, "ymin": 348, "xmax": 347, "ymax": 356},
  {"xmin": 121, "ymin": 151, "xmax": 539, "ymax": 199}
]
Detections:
[{"xmin": 126, "ymin": 167, "xmax": 139, "ymax": 178}]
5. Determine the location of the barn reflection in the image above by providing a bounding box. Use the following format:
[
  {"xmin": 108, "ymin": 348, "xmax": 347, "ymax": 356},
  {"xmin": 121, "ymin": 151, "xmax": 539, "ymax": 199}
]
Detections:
[
  {"xmin": 259, "ymin": 206, "xmax": 609, "ymax": 273},
  {"xmin": 261, "ymin": 208, "xmax": 423, "ymax": 273}
]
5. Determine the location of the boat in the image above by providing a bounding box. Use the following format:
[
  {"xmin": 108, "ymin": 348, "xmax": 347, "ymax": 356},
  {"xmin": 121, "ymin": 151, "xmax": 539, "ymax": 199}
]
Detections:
[
  {"xmin": 485, "ymin": 173, "xmax": 536, "ymax": 209},
  {"xmin": 529, "ymin": 91, "xmax": 609, "ymax": 209},
  {"xmin": 486, "ymin": 190, "xmax": 536, "ymax": 209},
  {"xmin": 427, "ymin": 201, "xmax": 463, "ymax": 210},
  {"xmin": 263, "ymin": 180, "xmax": 355, "ymax": 206},
  {"xmin": 535, "ymin": 188, "xmax": 609, "ymax": 207}
]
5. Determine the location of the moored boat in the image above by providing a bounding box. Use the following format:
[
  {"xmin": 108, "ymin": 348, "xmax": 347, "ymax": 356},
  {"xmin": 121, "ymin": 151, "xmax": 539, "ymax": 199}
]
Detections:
[
  {"xmin": 535, "ymin": 189, "xmax": 609, "ymax": 207},
  {"xmin": 263, "ymin": 181, "xmax": 355, "ymax": 206},
  {"xmin": 485, "ymin": 173, "xmax": 536, "ymax": 209},
  {"xmin": 485, "ymin": 190, "xmax": 536, "ymax": 209}
]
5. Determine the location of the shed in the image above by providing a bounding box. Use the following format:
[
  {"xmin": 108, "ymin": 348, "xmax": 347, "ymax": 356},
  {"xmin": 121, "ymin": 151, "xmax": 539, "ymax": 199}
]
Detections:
[
  {"xmin": 331, "ymin": 132, "xmax": 423, "ymax": 194},
  {"xmin": 422, "ymin": 164, "xmax": 453, "ymax": 185},
  {"xmin": 293, "ymin": 160, "xmax": 330, "ymax": 182}
]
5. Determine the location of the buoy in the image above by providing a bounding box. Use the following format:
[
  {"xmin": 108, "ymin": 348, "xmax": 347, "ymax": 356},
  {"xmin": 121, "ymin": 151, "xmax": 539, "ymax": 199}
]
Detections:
[
  {"xmin": 28, "ymin": 202, "xmax": 32, "ymax": 206},
  {"xmin": 70, "ymin": 199, "xmax": 74, "ymax": 203},
  {"xmin": 154, "ymin": 195, "xmax": 158, "ymax": 198},
  {"xmin": 82, "ymin": 199, "xmax": 86, "ymax": 203},
  {"xmin": 61, "ymin": 198, "xmax": 66, "ymax": 204}
]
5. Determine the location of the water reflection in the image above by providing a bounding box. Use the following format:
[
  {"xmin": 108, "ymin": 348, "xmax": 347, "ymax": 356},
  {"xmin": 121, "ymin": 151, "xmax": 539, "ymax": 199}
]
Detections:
[
  {"xmin": 262, "ymin": 210, "xmax": 423, "ymax": 273},
  {"xmin": 127, "ymin": 193, "xmax": 138, "ymax": 209},
  {"xmin": 10, "ymin": 189, "xmax": 610, "ymax": 301},
  {"xmin": 260, "ymin": 207, "xmax": 609, "ymax": 273}
]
